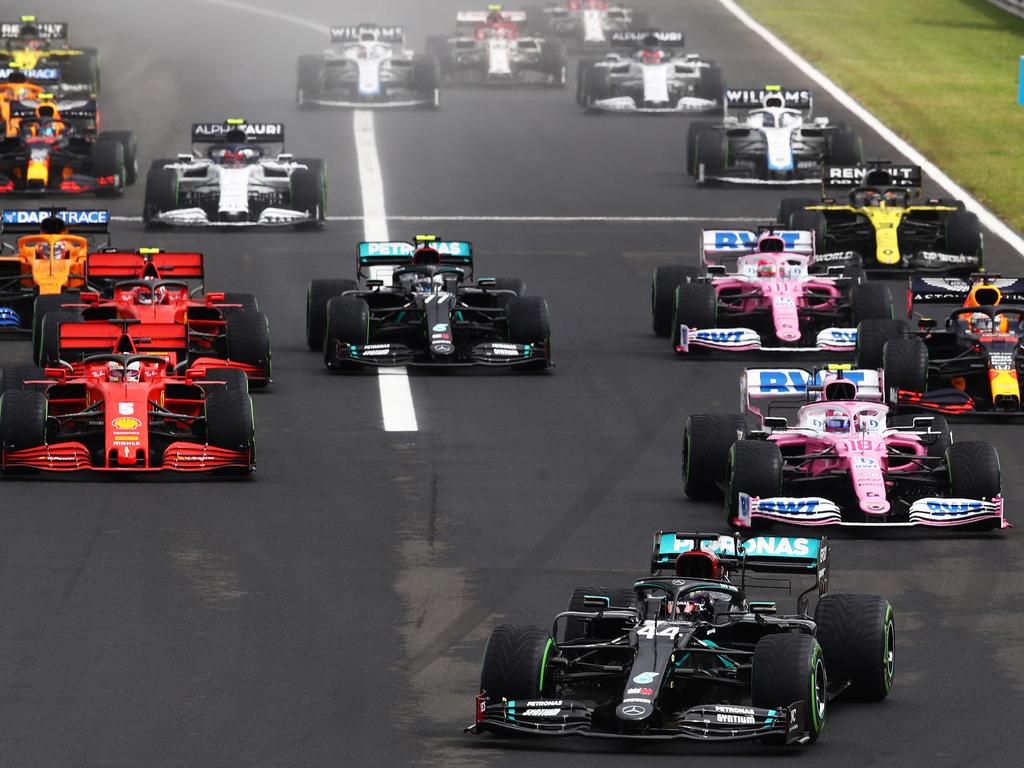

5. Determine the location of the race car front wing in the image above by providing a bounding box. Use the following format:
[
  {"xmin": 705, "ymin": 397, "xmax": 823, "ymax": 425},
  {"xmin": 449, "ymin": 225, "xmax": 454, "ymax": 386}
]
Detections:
[
  {"xmin": 325, "ymin": 340, "xmax": 548, "ymax": 368},
  {"xmin": 735, "ymin": 493, "xmax": 1009, "ymax": 528},
  {"xmin": 676, "ymin": 325, "xmax": 856, "ymax": 354}
]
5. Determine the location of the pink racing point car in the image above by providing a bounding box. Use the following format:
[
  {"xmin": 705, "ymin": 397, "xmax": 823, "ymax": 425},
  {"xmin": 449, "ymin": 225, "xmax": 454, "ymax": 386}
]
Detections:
[
  {"xmin": 682, "ymin": 366, "xmax": 1007, "ymax": 530},
  {"xmin": 651, "ymin": 227, "xmax": 892, "ymax": 354}
]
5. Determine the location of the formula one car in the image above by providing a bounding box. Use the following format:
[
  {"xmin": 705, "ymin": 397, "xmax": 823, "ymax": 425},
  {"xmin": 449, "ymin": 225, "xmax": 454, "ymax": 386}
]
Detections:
[
  {"xmin": 0, "ymin": 93, "xmax": 135, "ymax": 195},
  {"xmin": 0, "ymin": 207, "xmax": 108, "ymax": 336},
  {"xmin": 297, "ymin": 24, "xmax": 441, "ymax": 109},
  {"xmin": 778, "ymin": 163, "xmax": 983, "ymax": 275},
  {"xmin": 529, "ymin": 1, "xmax": 649, "ymax": 50},
  {"xmin": 682, "ymin": 366, "xmax": 1007, "ymax": 529},
  {"xmin": 32, "ymin": 250, "xmax": 272, "ymax": 387},
  {"xmin": 856, "ymin": 274, "xmax": 1024, "ymax": 416},
  {"xmin": 144, "ymin": 120, "xmax": 325, "ymax": 227},
  {"xmin": 426, "ymin": 6, "xmax": 568, "ymax": 86},
  {"xmin": 688, "ymin": 86, "xmax": 862, "ymax": 185},
  {"xmin": 0, "ymin": 323, "xmax": 255, "ymax": 473},
  {"xmin": 651, "ymin": 227, "xmax": 891, "ymax": 354},
  {"xmin": 471, "ymin": 531, "xmax": 895, "ymax": 744},
  {"xmin": 308, "ymin": 235, "xmax": 550, "ymax": 370},
  {"xmin": 0, "ymin": 16, "xmax": 99, "ymax": 94},
  {"xmin": 576, "ymin": 30, "xmax": 723, "ymax": 113},
  {"xmin": 2, "ymin": 66, "xmax": 62, "ymax": 135}
]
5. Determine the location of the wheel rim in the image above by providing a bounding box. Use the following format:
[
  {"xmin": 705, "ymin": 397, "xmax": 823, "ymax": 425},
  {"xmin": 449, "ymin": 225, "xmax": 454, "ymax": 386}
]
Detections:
[
  {"xmin": 883, "ymin": 608, "xmax": 895, "ymax": 691},
  {"xmin": 811, "ymin": 652, "xmax": 827, "ymax": 728}
]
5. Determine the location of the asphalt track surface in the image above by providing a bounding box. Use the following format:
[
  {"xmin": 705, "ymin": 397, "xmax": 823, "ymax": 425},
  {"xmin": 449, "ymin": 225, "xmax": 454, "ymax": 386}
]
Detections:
[{"xmin": 1, "ymin": 1, "xmax": 1022, "ymax": 766}]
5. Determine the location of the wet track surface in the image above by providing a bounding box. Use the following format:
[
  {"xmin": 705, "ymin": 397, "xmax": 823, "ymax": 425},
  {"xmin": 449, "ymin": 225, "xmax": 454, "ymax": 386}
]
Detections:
[{"xmin": 1, "ymin": 1, "xmax": 1022, "ymax": 765}]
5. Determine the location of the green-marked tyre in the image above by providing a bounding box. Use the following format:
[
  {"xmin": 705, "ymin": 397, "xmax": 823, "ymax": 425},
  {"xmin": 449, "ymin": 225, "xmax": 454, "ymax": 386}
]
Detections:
[
  {"xmin": 752, "ymin": 633, "xmax": 827, "ymax": 743},
  {"xmin": 814, "ymin": 594, "xmax": 895, "ymax": 701},
  {"xmin": 479, "ymin": 624, "xmax": 554, "ymax": 700}
]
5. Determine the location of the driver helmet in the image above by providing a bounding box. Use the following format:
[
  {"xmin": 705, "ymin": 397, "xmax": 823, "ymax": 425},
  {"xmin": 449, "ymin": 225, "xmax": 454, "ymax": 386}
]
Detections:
[
  {"xmin": 215, "ymin": 145, "xmax": 253, "ymax": 167},
  {"xmin": 667, "ymin": 592, "xmax": 713, "ymax": 620},
  {"xmin": 125, "ymin": 361, "xmax": 142, "ymax": 383},
  {"xmin": 640, "ymin": 48, "xmax": 663, "ymax": 65},
  {"xmin": 486, "ymin": 10, "xmax": 504, "ymax": 24},
  {"xmin": 52, "ymin": 240, "xmax": 67, "ymax": 260},
  {"xmin": 824, "ymin": 412, "xmax": 850, "ymax": 433},
  {"xmin": 106, "ymin": 361, "xmax": 124, "ymax": 381},
  {"xmin": 398, "ymin": 270, "xmax": 433, "ymax": 293},
  {"xmin": 882, "ymin": 189, "xmax": 907, "ymax": 206},
  {"xmin": 26, "ymin": 38, "xmax": 46, "ymax": 52},
  {"xmin": 967, "ymin": 312, "xmax": 999, "ymax": 334},
  {"xmin": 34, "ymin": 241, "xmax": 51, "ymax": 259},
  {"xmin": 756, "ymin": 259, "xmax": 778, "ymax": 278}
]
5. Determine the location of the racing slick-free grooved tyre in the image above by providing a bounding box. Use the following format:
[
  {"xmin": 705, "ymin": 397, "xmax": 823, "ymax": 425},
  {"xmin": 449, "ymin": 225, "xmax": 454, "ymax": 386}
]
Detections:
[
  {"xmin": 672, "ymin": 282, "xmax": 717, "ymax": 355},
  {"xmin": 889, "ymin": 414, "xmax": 950, "ymax": 458},
  {"xmin": 32, "ymin": 292, "xmax": 78, "ymax": 355},
  {"xmin": 727, "ymin": 440, "xmax": 783, "ymax": 527},
  {"xmin": 507, "ymin": 296, "xmax": 551, "ymax": 370},
  {"xmin": 790, "ymin": 210, "xmax": 827, "ymax": 252},
  {"xmin": 92, "ymin": 140, "xmax": 126, "ymax": 196},
  {"xmin": 200, "ymin": 368, "xmax": 250, "ymax": 397},
  {"xmin": 563, "ymin": 586, "xmax": 637, "ymax": 643},
  {"xmin": 777, "ymin": 198, "xmax": 817, "ymax": 226},
  {"xmin": 38, "ymin": 311, "xmax": 81, "ymax": 366},
  {"xmin": 307, "ymin": 279, "xmax": 357, "ymax": 351},
  {"xmin": 0, "ymin": 367, "xmax": 46, "ymax": 396},
  {"xmin": 882, "ymin": 337, "xmax": 928, "ymax": 396},
  {"xmin": 752, "ymin": 633, "xmax": 827, "ymax": 743},
  {"xmin": 297, "ymin": 55, "xmax": 322, "ymax": 108},
  {"xmin": 576, "ymin": 59, "xmax": 599, "ymax": 106},
  {"xmin": 205, "ymin": 388, "xmax": 255, "ymax": 451},
  {"xmin": 694, "ymin": 129, "xmax": 727, "ymax": 176},
  {"xmin": 582, "ymin": 67, "xmax": 612, "ymax": 110},
  {"xmin": 947, "ymin": 441, "xmax": 1001, "ymax": 503},
  {"xmin": 851, "ymin": 283, "xmax": 893, "ymax": 324},
  {"xmin": 324, "ymin": 296, "xmax": 370, "ymax": 370},
  {"xmin": 826, "ymin": 128, "xmax": 863, "ymax": 166},
  {"xmin": 290, "ymin": 168, "xmax": 326, "ymax": 225},
  {"xmin": 652, "ymin": 266, "xmax": 699, "ymax": 337},
  {"xmin": 683, "ymin": 413, "xmax": 747, "ymax": 500},
  {"xmin": 225, "ymin": 311, "xmax": 271, "ymax": 387},
  {"xmin": 945, "ymin": 210, "xmax": 983, "ymax": 258},
  {"xmin": 855, "ymin": 318, "xmax": 905, "ymax": 369},
  {"xmin": 697, "ymin": 65, "xmax": 725, "ymax": 102},
  {"xmin": 480, "ymin": 625, "xmax": 555, "ymax": 700},
  {"xmin": 814, "ymin": 594, "xmax": 895, "ymax": 701},
  {"xmin": 99, "ymin": 131, "xmax": 138, "ymax": 185},
  {"xmin": 0, "ymin": 390, "xmax": 47, "ymax": 451},
  {"xmin": 413, "ymin": 55, "xmax": 442, "ymax": 108},
  {"xmin": 217, "ymin": 293, "xmax": 259, "ymax": 315},
  {"xmin": 425, "ymin": 35, "xmax": 455, "ymax": 77},
  {"xmin": 144, "ymin": 168, "xmax": 178, "ymax": 227},
  {"xmin": 686, "ymin": 121, "xmax": 714, "ymax": 176},
  {"xmin": 540, "ymin": 41, "xmax": 568, "ymax": 86}
]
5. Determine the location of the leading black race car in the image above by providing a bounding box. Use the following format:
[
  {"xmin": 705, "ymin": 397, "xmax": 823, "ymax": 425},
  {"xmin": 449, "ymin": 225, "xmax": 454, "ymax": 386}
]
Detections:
[{"xmin": 470, "ymin": 532, "xmax": 894, "ymax": 745}]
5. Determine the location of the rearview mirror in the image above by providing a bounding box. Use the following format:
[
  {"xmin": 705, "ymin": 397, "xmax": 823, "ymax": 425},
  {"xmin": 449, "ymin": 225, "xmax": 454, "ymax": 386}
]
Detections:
[{"xmin": 763, "ymin": 416, "xmax": 787, "ymax": 430}]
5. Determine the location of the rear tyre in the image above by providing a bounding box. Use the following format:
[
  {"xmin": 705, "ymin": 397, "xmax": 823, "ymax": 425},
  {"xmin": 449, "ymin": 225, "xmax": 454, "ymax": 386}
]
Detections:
[
  {"xmin": 683, "ymin": 413, "xmax": 747, "ymax": 499},
  {"xmin": 752, "ymin": 633, "xmax": 827, "ymax": 743},
  {"xmin": 777, "ymin": 197, "xmax": 817, "ymax": 226},
  {"xmin": 851, "ymin": 282, "xmax": 893, "ymax": 324},
  {"xmin": 947, "ymin": 441, "xmax": 1001, "ymax": 501},
  {"xmin": 888, "ymin": 414, "xmax": 950, "ymax": 458},
  {"xmin": 307, "ymin": 279, "xmax": 357, "ymax": 351},
  {"xmin": 38, "ymin": 310, "xmax": 80, "ymax": 366},
  {"xmin": 696, "ymin": 65, "xmax": 724, "ymax": 102},
  {"xmin": 491, "ymin": 277, "xmax": 526, "ymax": 298},
  {"xmin": 0, "ymin": 390, "xmax": 47, "ymax": 451},
  {"xmin": 882, "ymin": 337, "xmax": 928, "ymax": 395},
  {"xmin": 290, "ymin": 167, "xmax": 326, "ymax": 225},
  {"xmin": 200, "ymin": 367, "xmax": 249, "ymax": 396},
  {"xmin": 32, "ymin": 292, "xmax": 77, "ymax": 354},
  {"xmin": 480, "ymin": 625, "xmax": 554, "ymax": 700},
  {"xmin": 413, "ymin": 55, "xmax": 442, "ymax": 108},
  {"xmin": 945, "ymin": 210, "xmax": 982, "ymax": 258},
  {"xmin": 855, "ymin": 318, "xmax": 904, "ymax": 369},
  {"xmin": 507, "ymin": 296, "xmax": 551, "ymax": 370},
  {"xmin": 205, "ymin": 387, "xmax": 255, "ymax": 451},
  {"xmin": 826, "ymin": 128, "xmax": 863, "ymax": 165},
  {"xmin": 727, "ymin": 440, "xmax": 782, "ymax": 527},
  {"xmin": 216, "ymin": 292, "xmax": 259, "ymax": 315},
  {"xmin": 91, "ymin": 140, "xmax": 126, "ymax": 196},
  {"xmin": 143, "ymin": 168, "xmax": 178, "ymax": 226},
  {"xmin": 694, "ymin": 128, "xmax": 727, "ymax": 176},
  {"xmin": 814, "ymin": 594, "xmax": 895, "ymax": 701},
  {"xmin": 791, "ymin": 210, "xmax": 827, "ymax": 251},
  {"xmin": 672, "ymin": 282, "xmax": 717, "ymax": 354},
  {"xmin": 686, "ymin": 121, "xmax": 713, "ymax": 176},
  {"xmin": 652, "ymin": 265, "xmax": 699, "ymax": 336},
  {"xmin": 0, "ymin": 366, "xmax": 46, "ymax": 396},
  {"xmin": 540, "ymin": 41, "xmax": 568, "ymax": 86},
  {"xmin": 99, "ymin": 131, "xmax": 138, "ymax": 185},
  {"xmin": 297, "ymin": 54, "xmax": 322, "ymax": 108},
  {"xmin": 225, "ymin": 311, "xmax": 272, "ymax": 387},
  {"xmin": 563, "ymin": 586, "xmax": 637, "ymax": 643}
]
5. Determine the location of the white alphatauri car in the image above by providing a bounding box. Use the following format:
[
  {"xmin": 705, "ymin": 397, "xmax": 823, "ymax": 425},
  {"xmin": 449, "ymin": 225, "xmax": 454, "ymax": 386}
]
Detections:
[
  {"xmin": 297, "ymin": 25, "xmax": 441, "ymax": 109},
  {"xmin": 577, "ymin": 30, "xmax": 723, "ymax": 113},
  {"xmin": 689, "ymin": 87, "xmax": 863, "ymax": 185},
  {"xmin": 426, "ymin": 8, "xmax": 567, "ymax": 86},
  {"xmin": 143, "ymin": 121, "xmax": 325, "ymax": 228}
]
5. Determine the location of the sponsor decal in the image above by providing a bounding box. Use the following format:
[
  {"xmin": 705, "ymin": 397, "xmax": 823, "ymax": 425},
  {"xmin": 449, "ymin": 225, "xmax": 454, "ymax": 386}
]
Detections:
[
  {"xmin": 118, "ymin": 402, "xmax": 134, "ymax": 416},
  {"xmin": 828, "ymin": 165, "xmax": 917, "ymax": 183},
  {"xmin": 693, "ymin": 329, "xmax": 745, "ymax": 344},
  {"xmin": 663, "ymin": 534, "xmax": 819, "ymax": 560},
  {"xmin": 824, "ymin": 329, "xmax": 857, "ymax": 343},
  {"xmin": 111, "ymin": 416, "xmax": 141, "ymax": 430},
  {"xmin": 853, "ymin": 456, "xmax": 878, "ymax": 469},
  {"xmin": 758, "ymin": 498, "xmax": 820, "ymax": 515},
  {"xmin": 813, "ymin": 251, "xmax": 855, "ymax": 263},
  {"xmin": 724, "ymin": 88, "xmax": 812, "ymax": 105},
  {"xmin": 717, "ymin": 713, "xmax": 755, "ymax": 725},
  {"xmin": 631, "ymin": 672, "xmax": 660, "ymax": 685},
  {"xmin": 2, "ymin": 209, "xmax": 109, "ymax": 226},
  {"xmin": 754, "ymin": 369, "xmax": 870, "ymax": 393},
  {"xmin": 431, "ymin": 323, "xmax": 448, "ymax": 332},
  {"xmin": 925, "ymin": 500, "xmax": 983, "ymax": 515},
  {"xmin": 192, "ymin": 122, "xmax": 283, "ymax": 138},
  {"xmin": 714, "ymin": 705, "xmax": 755, "ymax": 715},
  {"xmin": 990, "ymin": 352, "xmax": 1014, "ymax": 371},
  {"xmin": 626, "ymin": 687, "xmax": 654, "ymax": 696},
  {"xmin": 521, "ymin": 708, "xmax": 560, "ymax": 717},
  {"xmin": 712, "ymin": 230, "xmax": 804, "ymax": 250},
  {"xmin": 619, "ymin": 705, "xmax": 647, "ymax": 716},
  {"xmin": 918, "ymin": 251, "xmax": 975, "ymax": 264},
  {"xmin": 622, "ymin": 698, "xmax": 652, "ymax": 704},
  {"xmin": 524, "ymin": 700, "xmax": 562, "ymax": 707},
  {"xmin": 0, "ymin": 67, "xmax": 60, "ymax": 80},
  {"xmin": 360, "ymin": 241, "xmax": 470, "ymax": 257}
]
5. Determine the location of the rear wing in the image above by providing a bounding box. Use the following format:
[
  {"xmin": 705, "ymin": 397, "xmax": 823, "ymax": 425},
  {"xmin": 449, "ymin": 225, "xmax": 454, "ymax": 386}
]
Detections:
[
  {"xmin": 723, "ymin": 86, "xmax": 813, "ymax": 112},
  {"xmin": 2, "ymin": 208, "xmax": 109, "ymax": 235},
  {"xmin": 0, "ymin": 66, "xmax": 61, "ymax": 82},
  {"xmin": 907, "ymin": 275, "xmax": 1024, "ymax": 316},
  {"xmin": 0, "ymin": 20, "xmax": 68, "ymax": 39},
  {"xmin": 610, "ymin": 29, "xmax": 685, "ymax": 47},
  {"xmin": 824, "ymin": 163, "xmax": 921, "ymax": 189},
  {"xmin": 86, "ymin": 251, "xmax": 205, "ymax": 284},
  {"xmin": 456, "ymin": 9, "xmax": 528, "ymax": 26},
  {"xmin": 58, "ymin": 322, "xmax": 186, "ymax": 361},
  {"xmin": 357, "ymin": 240, "xmax": 473, "ymax": 281},
  {"xmin": 742, "ymin": 366, "xmax": 884, "ymax": 418},
  {"xmin": 701, "ymin": 228, "xmax": 814, "ymax": 266},
  {"xmin": 330, "ymin": 25, "xmax": 404, "ymax": 43},
  {"xmin": 190, "ymin": 121, "xmax": 285, "ymax": 144}
]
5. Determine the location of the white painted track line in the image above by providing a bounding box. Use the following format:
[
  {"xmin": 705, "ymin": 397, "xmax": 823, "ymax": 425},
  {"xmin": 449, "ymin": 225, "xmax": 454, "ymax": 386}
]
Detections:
[
  {"xmin": 376, "ymin": 368, "xmax": 419, "ymax": 432},
  {"xmin": 717, "ymin": 0, "xmax": 1024, "ymax": 256}
]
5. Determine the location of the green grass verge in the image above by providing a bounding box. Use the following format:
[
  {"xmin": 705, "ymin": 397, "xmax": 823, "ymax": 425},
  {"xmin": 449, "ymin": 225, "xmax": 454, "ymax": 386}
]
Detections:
[{"xmin": 738, "ymin": 0, "xmax": 1024, "ymax": 231}]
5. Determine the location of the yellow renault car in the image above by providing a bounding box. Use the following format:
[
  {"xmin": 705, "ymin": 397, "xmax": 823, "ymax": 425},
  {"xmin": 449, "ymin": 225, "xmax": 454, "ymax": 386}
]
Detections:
[{"xmin": 0, "ymin": 16, "xmax": 99, "ymax": 94}]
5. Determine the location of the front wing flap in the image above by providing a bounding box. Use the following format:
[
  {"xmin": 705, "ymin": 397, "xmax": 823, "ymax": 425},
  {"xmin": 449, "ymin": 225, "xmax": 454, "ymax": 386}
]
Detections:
[
  {"xmin": 326, "ymin": 340, "xmax": 548, "ymax": 368},
  {"xmin": 676, "ymin": 325, "xmax": 856, "ymax": 354}
]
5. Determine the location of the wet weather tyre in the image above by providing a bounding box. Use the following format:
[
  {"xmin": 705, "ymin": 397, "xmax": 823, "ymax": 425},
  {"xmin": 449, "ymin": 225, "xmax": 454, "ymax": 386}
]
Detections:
[
  {"xmin": 945, "ymin": 211, "xmax": 982, "ymax": 257},
  {"xmin": 290, "ymin": 167, "xmax": 325, "ymax": 224},
  {"xmin": 727, "ymin": 440, "xmax": 782, "ymax": 527},
  {"xmin": 889, "ymin": 414, "xmax": 950, "ymax": 458},
  {"xmin": 582, "ymin": 67, "xmax": 612, "ymax": 108},
  {"xmin": 697, "ymin": 65, "xmax": 724, "ymax": 101},
  {"xmin": 855, "ymin": 318, "xmax": 904, "ymax": 369},
  {"xmin": 99, "ymin": 131, "xmax": 137, "ymax": 185},
  {"xmin": 694, "ymin": 129, "xmax": 727, "ymax": 176},
  {"xmin": 413, "ymin": 55, "xmax": 442, "ymax": 108},
  {"xmin": 205, "ymin": 388, "xmax": 254, "ymax": 451},
  {"xmin": 686, "ymin": 121, "xmax": 713, "ymax": 176},
  {"xmin": 672, "ymin": 282, "xmax": 717, "ymax": 354},
  {"xmin": 882, "ymin": 337, "xmax": 927, "ymax": 395},
  {"xmin": 826, "ymin": 128, "xmax": 863, "ymax": 165},
  {"xmin": 683, "ymin": 413, "xmax": 747, "ymax": 499},
  {"xmin": 507, "ymin": 296, "xmax": 550, "ymax": 344},
  {"xmin": 778, "ymin": 198, "xmax": 817, "ymax": 226},
  {"xmin": 791, "ymin": 210, "xmax": 827, "ymax": 251},
  {"xmin": 0, "ymin": 366, "xmax": 46, "ymax": 396},
  {"xmin": 492, "ymin": 277, "xmax": 526, "ymax": 297},
  {"xmin": 324, "ymin": 296, "xmax": 370, "ymax": 369},
  {"xmin": 814, "ymin": 594, "xmax": 895, "ymax": 701},
  {"xmin": 92, "ymin": 140, "xmax": 125, "ymax": 196},
  {"xmin": 480, "ymin": 625, "xmax": 554, "ymax": 700},
  {"xmin": 851, "ymin": 282, "xmax": 893, "ymax": 323},
  {"xmin": 947, "ymin": 441, "xmax": 1001, "ymax": 501},
  {"xmin": 38, "ymin": 311, "xmax": 80, "ymax": 366},
  {"xmin": 225, "ymin": 311, "xmax": 271, "ymax": 386},
  {"xmin": 0, "ymin": 390, "xmax": 47, "ymax": 451},
  {"xmin": 32, "ymin": 292, "xmax": 77, "ymax": 354},
  {"xmin": 541, "ymin": 41, "xmax": 568, "ymax": 86},
  {"xmin": 652, "ymin": 265, "xmax": 699, "ymax": 336},
  {"xmin": 200, "ymin": 367, "xmax": 249, "ymax": 396},
  {"xmin": 297, "ymin": 55, "xmax": 322, "ymax": 107},
  {"xmin": 563, "ymin": 586, "xmax": 637, "ymax": 643},
  {"xmin": 144, "ymin": 168, "xmax": 178, "ymax": 226},
  {"xmin": 752, "ymin": 634, "xmax": 827, "ymax": 742},
  {"xmin": 576, "ymin": 59, "xmax": 599, "ymax": 105},
  {"xmin": 307, "ymin": 279, "xmax": 357, "ymax": 350}
]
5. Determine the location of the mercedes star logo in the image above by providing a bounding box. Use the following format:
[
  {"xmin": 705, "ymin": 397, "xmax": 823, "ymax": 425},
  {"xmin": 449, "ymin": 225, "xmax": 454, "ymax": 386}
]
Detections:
[{"xmin": 621, "ymin": 705, "xmax": 646, "ymax": 716}]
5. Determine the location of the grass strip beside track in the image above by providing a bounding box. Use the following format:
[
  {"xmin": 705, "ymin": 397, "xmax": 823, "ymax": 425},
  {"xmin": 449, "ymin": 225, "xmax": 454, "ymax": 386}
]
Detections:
[{"xmin": 738, "ymin": 0, "xmax": 1024, "ymax": 231}]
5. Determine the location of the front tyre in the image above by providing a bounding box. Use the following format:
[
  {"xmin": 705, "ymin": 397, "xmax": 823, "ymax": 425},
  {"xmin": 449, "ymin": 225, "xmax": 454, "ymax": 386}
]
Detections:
[
  {"xmin": 480, "ymin": 625, "xmax": 555, "ymax": 700},
  {"xmin": 752, "ymin": 633, "xmax": 827, "ymax": 743}
]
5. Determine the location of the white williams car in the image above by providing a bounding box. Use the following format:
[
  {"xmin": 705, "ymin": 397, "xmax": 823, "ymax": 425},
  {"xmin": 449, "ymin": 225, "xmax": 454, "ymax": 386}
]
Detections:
[
  {"xmin": 689, "ymin": 87, "xmax": 863, "ymax": 185},
  {"xmin": 426, "ymin": 7, "xmax": 568, "ymax": 86},
  {"xmin": 577, "ymin": 30, "xmax": 724, "ymax": 113},
  {"xmin": 143, "ymin": 121, "xmax": 326, "ymax": 228},
  {"xmin": 297, "ymin": 24, "xmax": 441, "ymax": 109}
]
